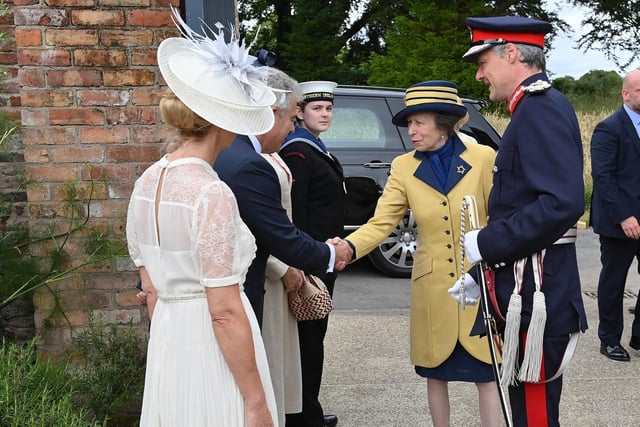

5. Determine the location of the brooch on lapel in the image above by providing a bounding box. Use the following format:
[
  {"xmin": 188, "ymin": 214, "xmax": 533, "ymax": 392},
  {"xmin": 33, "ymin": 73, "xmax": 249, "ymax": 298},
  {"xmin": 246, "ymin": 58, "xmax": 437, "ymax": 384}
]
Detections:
[{"xmin": 457, "ymin": 165, "xmax": 466, "ymax": 174}]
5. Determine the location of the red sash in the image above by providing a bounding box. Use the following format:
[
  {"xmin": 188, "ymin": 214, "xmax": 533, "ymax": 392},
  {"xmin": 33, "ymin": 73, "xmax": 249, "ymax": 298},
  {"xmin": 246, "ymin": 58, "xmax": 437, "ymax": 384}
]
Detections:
[{"xmin": 484, "ymin": 267, "xmax": 505, "ymax": 321}]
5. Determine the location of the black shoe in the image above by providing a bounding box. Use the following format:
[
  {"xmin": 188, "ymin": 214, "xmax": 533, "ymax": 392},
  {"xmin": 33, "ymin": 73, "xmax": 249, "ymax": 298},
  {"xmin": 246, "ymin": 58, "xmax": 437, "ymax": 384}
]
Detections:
[
  {"xmin": 630, "ymin": 307, "xmax": 636, "ymax": 315},
  {"xmin": 630, "ymin": 337, "xmax": 640, "ymax": 350},
  {"xmin": 324, "ymin": 415, "xmax": 338, "ymax": 427},
  {"xmin": 600, "ymin": 343, "xmax": 630, "ymax": 361}
]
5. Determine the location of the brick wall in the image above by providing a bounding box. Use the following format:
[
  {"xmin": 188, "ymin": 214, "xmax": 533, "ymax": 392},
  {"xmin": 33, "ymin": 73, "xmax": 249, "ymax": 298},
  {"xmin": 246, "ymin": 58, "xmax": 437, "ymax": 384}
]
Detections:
[{"xmin": 11, "ymin": 0, "xmax": 180, "ymax": 357}]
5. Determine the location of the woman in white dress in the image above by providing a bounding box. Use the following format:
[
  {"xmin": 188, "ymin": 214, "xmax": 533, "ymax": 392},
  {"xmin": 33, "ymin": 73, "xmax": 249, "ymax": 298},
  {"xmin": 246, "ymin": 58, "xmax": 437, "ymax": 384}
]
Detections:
[{"xmin": 126, "ymin": 9, "xmax": 278, "ymax": 426}]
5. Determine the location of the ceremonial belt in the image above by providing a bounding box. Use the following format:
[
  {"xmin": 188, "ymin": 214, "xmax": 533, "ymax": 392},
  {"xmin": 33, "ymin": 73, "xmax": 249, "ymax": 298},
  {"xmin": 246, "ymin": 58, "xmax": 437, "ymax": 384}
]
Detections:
[
  {"xmin": 485, "ymin": 224, "xmax": 578, "ymax": 322},
  {"xmin": 554, "ymin": 225, "xmax": 577, "ymax": 245}
]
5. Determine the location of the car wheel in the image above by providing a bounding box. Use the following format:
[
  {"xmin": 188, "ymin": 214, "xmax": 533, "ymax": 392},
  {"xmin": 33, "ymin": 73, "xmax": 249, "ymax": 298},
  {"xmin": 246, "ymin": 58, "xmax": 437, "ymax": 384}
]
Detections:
[{"xmin": 367, "ymin": 210, "xmax": 416, "ymax": 278}]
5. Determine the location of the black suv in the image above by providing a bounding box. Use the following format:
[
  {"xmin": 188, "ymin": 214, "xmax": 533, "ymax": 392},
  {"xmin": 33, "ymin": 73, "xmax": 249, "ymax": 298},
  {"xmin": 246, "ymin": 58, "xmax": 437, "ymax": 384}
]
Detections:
[{"xmin": 323, "ymin": 85, "xmax": 501, "ymax": 278}]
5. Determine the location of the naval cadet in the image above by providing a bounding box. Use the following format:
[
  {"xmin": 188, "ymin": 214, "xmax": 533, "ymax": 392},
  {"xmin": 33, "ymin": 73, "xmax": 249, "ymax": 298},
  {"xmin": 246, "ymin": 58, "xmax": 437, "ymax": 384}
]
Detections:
[{"xmin": 280, "ymin": 81, "xmax": 344, "ymax": 427}]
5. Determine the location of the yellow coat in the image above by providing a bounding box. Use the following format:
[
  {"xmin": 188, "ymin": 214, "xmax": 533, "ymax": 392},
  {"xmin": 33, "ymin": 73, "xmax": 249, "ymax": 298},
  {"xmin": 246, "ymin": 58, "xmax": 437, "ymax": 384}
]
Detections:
[{"xmin": 346, "ymin": 139, "xmax": 495, "ymax": 368}]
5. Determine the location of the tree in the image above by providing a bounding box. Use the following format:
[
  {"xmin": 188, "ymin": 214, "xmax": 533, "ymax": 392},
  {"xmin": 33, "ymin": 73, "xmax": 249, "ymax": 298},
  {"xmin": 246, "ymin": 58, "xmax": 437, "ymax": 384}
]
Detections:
[
  {"xmin": 573, "ymin": 70, "xmax": 622, "ymax": 98},
  {"xmin": 552, "ymin": 75, "xmax": 577, "ymax": 94},
  {"xmin": 237, "ymin": 0, "xmax": 634, "ymax": 90},
  {"xmin": 571, "ymin": 0, "xmax": 640, "ymax": 69},
  {"xmin": 553, "ymin": 70, "xmax": 622, "ymax": 112},
  {"xmin": 367, "ymin": 0, "xmax": 488, "ymax": 96},
  {"xmin": 238, "ymin": 0, "xmax": 564, "ymax": 90},
  {"xmin": 367, "ymin": 0, "xmax": 564, "ymax": 98},
  {"xmin": 238, "ymin": 0, "xmax": 408, "ymax": 83}
]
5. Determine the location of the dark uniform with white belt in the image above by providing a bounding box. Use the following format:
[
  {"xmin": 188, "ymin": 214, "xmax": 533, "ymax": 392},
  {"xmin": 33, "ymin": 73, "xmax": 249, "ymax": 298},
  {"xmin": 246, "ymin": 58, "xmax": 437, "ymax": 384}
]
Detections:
[{"xmin": 460, "ymin": 16, "xmax": 588, "ymax": 427}]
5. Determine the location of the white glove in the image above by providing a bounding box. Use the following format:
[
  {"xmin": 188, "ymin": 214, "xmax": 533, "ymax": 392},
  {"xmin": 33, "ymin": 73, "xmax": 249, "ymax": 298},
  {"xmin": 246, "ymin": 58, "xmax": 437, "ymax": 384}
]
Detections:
[
  {"xmin": 464, "ymin": 229, "xmax": 483, "ymax": 264},
  {"xmin": 448, "ymin": 273, "xmax": 480, "ymax": 306}
]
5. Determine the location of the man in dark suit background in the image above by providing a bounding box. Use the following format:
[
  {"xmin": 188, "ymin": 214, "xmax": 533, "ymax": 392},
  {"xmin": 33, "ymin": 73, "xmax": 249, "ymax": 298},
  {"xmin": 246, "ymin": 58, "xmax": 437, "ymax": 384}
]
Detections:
[
  {"xmin": 591, "ymin": 69, "xmax": 640, "ymax": 362},
  {"xmin": 214, "ymin": 69, "xmax": 352, "ymax": 328}
]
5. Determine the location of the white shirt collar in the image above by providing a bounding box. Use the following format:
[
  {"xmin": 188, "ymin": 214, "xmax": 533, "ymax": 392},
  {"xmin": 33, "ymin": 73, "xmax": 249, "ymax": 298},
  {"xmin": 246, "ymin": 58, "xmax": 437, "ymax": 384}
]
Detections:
[
  {"xmin": 248, "ymin": 134, "xmax": 262, "ymax": 153},
  {"xmin": 624, "ymin": 104, "xmax": 640, "ymax": 126}
]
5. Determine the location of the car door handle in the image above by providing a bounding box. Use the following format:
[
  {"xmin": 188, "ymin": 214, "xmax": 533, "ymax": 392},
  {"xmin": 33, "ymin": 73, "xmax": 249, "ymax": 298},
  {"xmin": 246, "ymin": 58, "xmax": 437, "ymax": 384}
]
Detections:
[{"xmin": 363, "ymin": 162, "xmax": 391, "ymax": 169}]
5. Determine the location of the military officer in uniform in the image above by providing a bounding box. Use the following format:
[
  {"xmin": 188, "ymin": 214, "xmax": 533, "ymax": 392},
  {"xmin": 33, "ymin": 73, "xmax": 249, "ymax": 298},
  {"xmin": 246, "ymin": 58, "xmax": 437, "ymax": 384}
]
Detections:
[{"xmin": 453, "ymin": 16, "xmax": 588, "ymax": 427}]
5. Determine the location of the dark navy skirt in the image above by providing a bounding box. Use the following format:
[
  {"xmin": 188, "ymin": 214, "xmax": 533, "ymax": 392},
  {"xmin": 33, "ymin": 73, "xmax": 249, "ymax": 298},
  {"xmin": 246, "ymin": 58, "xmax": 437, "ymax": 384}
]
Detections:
[{"xmin": 415, "ymin": 341, "xmax": 495, "ymax": 383}]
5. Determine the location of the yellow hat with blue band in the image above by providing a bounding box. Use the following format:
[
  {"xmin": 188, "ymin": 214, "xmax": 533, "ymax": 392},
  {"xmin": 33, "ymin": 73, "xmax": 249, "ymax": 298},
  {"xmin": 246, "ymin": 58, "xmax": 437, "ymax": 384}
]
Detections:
[{"xmin": 391, "ymin": 80, "xmax": 467, "ymax": 127}]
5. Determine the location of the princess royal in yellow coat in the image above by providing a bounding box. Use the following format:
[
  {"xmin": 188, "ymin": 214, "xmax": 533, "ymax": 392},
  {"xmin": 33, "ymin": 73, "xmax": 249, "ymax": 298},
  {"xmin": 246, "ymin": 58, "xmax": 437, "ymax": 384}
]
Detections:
[{"xmin": 345, "ymin": 81, "xmax": 500, "ymax": 426}]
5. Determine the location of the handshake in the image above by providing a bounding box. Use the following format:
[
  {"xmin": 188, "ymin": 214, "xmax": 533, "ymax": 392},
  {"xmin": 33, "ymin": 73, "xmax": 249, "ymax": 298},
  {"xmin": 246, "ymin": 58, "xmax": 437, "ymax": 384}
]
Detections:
[{"xmin": 326, "ymin": 237, "xmax": 354, "ymax": 271}]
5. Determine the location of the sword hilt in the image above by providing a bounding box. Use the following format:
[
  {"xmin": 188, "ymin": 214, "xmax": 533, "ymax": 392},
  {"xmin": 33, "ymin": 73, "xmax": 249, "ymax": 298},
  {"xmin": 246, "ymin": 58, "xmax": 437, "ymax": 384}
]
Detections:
[
  {"xmin": 459, "ymin": 195, "xmax": 482, "ymax": 309},
  {"xmin": 462, "ymin": 195, "xmax": 481, "ymax": 229},
  {"xmin": 462, "ymin": 195, "xmax": 513, "ymax": 427}
]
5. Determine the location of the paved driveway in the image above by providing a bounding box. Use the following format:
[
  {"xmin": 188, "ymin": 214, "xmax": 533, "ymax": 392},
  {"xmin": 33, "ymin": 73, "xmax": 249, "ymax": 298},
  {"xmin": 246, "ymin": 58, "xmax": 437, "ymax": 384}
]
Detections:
[{"xmin": 322, "ymin": 229, "xmax": 640, "ymax": 426}]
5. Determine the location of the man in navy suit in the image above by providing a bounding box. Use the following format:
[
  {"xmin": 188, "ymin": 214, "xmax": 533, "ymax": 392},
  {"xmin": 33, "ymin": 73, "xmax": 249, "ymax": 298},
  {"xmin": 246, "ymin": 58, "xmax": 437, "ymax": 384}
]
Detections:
[
  {"xmin": 591, "ymin": 69, "xmax": 640, "ymax": 362},
  {"xmin": 457, "ymin": 16, "xmax": 588, "ymax": 427},
  {"xmin": 214, "ymin": 69, "xmax": 352, "ymax": 330}
]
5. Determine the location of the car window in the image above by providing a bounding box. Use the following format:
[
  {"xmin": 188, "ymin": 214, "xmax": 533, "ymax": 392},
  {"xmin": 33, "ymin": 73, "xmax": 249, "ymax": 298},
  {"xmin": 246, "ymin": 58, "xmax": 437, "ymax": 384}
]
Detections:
[{"xmin": 324, "ymin": 96, "xmax": 404, "ymax": 151}]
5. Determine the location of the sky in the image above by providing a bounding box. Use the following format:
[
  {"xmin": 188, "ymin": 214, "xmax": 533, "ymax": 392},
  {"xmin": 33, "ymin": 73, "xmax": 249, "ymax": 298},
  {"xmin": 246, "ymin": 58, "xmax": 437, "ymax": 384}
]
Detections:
[{"xmin": 546, "ymin": 4, "xmax": 638, "ymax": 79}]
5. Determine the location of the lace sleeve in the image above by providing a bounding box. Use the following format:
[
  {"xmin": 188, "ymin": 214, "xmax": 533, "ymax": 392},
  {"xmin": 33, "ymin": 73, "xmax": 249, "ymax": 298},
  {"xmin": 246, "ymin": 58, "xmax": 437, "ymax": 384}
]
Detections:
[
  {"xmin": 126, "ymin": 185, "xmax": 143, "ymax": 267},
  {"xmin": 193, "ymin": 182, "xmax": 251, "ymax": 287}
]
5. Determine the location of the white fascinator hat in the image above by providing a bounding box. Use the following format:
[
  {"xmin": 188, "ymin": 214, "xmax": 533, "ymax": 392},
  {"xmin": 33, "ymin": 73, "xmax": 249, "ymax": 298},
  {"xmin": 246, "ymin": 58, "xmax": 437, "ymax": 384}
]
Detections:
[{"xmin": 157, "ymin": 7, "xmax": 276, "ymax": 135}]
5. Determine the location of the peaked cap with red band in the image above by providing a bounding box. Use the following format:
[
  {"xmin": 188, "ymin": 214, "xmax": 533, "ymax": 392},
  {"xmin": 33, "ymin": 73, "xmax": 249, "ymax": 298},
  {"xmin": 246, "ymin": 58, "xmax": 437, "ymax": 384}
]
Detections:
[{"xmin": 461, "ymin": 16, "xmax": 552, "ymax": 62}]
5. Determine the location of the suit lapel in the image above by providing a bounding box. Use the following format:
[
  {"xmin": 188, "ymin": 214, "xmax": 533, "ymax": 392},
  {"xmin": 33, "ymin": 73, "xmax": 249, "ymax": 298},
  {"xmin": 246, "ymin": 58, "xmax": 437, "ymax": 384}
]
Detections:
[
  {"xmin": 413, "ymin": 138, "xmax": 472, "ymax": 194},
  {"xmin": 443, "ymin": 140, "xmax": 472, "ymax": 193},
  {"xmin": 413, "ymin": 150, "xmax": 442, "ymax": 192},
  {"xmin": 620, "ymin": 108, "xmax": 640, "ymax": 158}
]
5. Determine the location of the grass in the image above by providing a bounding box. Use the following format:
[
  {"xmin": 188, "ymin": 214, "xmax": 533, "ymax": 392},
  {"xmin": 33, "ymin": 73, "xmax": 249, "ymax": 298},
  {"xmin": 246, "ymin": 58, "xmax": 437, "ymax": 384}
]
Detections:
[
  {"xmin": 0, "ymin": 339, "xmax": 104, "ymax": 426},
  {"xmin": 71, "ymin": 313, "xmax": 147, "ymax": 424},
  {"xmin": 0, "ymin": 312, "xmax": 147, "ymax": 427}
]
